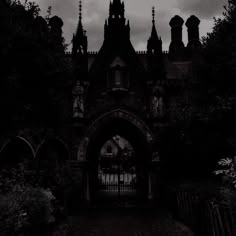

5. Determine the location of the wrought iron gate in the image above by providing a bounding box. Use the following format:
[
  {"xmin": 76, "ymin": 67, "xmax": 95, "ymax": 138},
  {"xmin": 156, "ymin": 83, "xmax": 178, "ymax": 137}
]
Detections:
[{"xmin": 97, "ymin": 151, "xmax": 137, "ymax": 202}]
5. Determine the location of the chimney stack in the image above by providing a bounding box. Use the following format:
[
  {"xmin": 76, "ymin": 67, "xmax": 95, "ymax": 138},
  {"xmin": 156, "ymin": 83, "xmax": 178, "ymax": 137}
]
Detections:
[
  {"xmin": 186, "ymin": 15, "xmax": 201, "ymax": 50},
  {"xmin": 169, "ymin": 15, "xmax": 185, "ymax": 59}
]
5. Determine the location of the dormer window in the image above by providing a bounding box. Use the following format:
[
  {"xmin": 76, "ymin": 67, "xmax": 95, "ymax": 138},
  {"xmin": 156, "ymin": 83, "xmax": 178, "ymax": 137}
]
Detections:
[{"xmin": 108, "ymin": 57, "xmax": 129, "ymax": 92}]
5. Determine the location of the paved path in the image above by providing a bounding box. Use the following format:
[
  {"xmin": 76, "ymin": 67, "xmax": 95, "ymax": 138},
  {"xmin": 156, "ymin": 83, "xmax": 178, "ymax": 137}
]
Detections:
[{"xmin": 53, "ymin": 208, "xmax": 194, "ymax": 236}]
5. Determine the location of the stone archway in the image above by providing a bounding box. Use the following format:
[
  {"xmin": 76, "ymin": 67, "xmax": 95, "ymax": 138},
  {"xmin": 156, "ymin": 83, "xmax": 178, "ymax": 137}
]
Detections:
[
  {"xmin": 35, "ymin": 138, "xmax": 69, "ymax": 201},
  {"xmin": 0, "ymin": 136, "xmax": 35, "ymax": 169},
  {"xmin": 78, "ymin": 109, "xmax": 153, "ymax": 161},
  {"xmin": 78, "ymin": 109, "xmax": 154, "ymax": 204}
]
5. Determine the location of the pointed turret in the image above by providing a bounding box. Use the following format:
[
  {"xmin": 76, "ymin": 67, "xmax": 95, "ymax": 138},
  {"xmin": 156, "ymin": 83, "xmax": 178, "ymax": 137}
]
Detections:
[
  {"xmin": 72, "ymin": 0, "xmax": 87, "ymax": 56},
  {"xmin": 72, "ymin": 0, "xmax": 88, "ymax": 82},
  {"xmin": 109, "ymin": 0, "xmax": 125, "ymax": 19},
  {"xmin": 151, "ymin": 7, "xmax": 158, "ymax": 39},
  {"xmin": 147, "ymin": 7, "xmax": 162, "ymax": 55},
  {"xmin": 147, "ymin": 7, "xmax": 164, "ymax": 81},
  {"xmin": 104, "ymin": 0, "xmax": 130, "ymax": 41}
]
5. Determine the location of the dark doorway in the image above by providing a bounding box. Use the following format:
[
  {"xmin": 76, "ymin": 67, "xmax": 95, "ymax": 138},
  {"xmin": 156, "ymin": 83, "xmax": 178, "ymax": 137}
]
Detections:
[
  {"xmin": 98, "ymin": 135, "xmax": 136, "ymax": 203},
  {"xmin": 86, "ymin": 117, "xmax": 151, "ymax": 205}
]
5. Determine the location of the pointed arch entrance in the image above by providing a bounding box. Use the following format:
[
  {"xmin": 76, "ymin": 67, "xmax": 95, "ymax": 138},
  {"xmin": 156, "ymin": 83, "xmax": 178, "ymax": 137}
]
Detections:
[
  {"xmin": 79, "ymin": 110, "xmax": 154, "ymax": 204},
  {"xmin": 98, "ymin": 135, "xmax": 136, "ymax": 201}
]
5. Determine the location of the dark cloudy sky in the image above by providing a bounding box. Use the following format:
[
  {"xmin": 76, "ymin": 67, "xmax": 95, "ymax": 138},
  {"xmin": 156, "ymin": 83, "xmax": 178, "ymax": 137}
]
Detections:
[{"xmin": 26, "ymin": 0, "xmax": 227, "ymax": 51}]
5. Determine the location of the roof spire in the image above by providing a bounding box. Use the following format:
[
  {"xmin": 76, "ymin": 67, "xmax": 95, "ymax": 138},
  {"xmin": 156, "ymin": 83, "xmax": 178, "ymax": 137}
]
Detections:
[
  {"xmin": 113, "ymin": 0, "xmax": 122, "ymax": 4},
  {"xmin": 151, "ymin": 6, "xmax": 158, "ymax": 38},
  {"xmin": 79, "ymin": 0, "xmax": 82, "ymax": 22},
  {"xmin": 109, "ymin": 0, "xmax": 124, "ymax": 19},
  {"xmin": 76, "ymin": 0, "xmax": 84, "ymax": 35},
  {"xmin": 72, "ymin": 0, "xmax": 87, "ymax": 56},
  {"xmin": 152, "ymin": 6, "xmax": 155, "ymax": 25},
  {"xmin": 147, "ymin": 5, "xmax": 162, "ymax": 55}
]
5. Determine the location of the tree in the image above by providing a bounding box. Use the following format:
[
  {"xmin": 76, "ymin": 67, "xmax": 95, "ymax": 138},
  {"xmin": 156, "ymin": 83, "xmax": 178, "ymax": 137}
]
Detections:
[
  {"xmin": 197, "ymin": 0, "xmax": 236, "ymax": 161},
  {"xmin": 214, "ymin": 157, "xmax": 236, "ymax": 207},
  {"xmin": 0, "ymin": 0, "xmax": 73, "ymax": 125},
  {"xmin": 202, "ymin": 0, "xmax": 236, "ymax": 93}
]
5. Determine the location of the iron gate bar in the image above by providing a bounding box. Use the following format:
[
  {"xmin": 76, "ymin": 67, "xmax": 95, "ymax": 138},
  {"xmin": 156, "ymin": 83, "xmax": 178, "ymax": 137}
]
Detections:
[{"xmin": 98, "ymin": 149, "xmax": 137, "ymax": 202}]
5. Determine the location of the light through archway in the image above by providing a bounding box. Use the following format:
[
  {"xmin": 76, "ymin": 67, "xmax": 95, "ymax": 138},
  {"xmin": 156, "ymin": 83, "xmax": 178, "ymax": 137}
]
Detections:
[
  {"xmin": 98, "ymin": 135, "xmax": 137, "ymax": 202},
  {"xmin": 84, "ymin": 112, "xmax": 153, "ymax": 204}
]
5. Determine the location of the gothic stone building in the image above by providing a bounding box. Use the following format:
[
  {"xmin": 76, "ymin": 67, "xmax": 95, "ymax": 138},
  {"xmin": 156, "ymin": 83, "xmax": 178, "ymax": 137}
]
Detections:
[{"xmin": 0, "ymin": 0, "xmax": 203, "ymax": 205}]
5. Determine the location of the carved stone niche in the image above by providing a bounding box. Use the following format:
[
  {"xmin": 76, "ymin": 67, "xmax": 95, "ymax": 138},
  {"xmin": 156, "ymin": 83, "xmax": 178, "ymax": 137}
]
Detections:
[
  {"xmin": 107, "ymin": 56, "xmax": 130, "ymax": 93},
  {"xmin": 72, "ymin": 81, "xmax": 84, "ymax": 118},
  {"xmin": 150, "ymin": 84, "xmax": 164, "ymax": 118}
]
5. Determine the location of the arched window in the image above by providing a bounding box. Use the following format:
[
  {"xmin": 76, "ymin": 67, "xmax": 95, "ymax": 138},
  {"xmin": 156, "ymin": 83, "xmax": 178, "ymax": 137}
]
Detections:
[{"xmin": 108, "ymin": 57, "xmax": 129, "ymax": 92}]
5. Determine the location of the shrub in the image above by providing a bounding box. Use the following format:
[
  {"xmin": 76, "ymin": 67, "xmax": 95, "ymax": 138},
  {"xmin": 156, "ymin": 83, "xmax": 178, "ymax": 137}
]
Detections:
[
  {"xmin": 0, "ymin": 166, "xmax": 56, "ymax": 235},
  {"xmin": 214, "ymin": 157, "xmax": 236, "ymax": 207}
]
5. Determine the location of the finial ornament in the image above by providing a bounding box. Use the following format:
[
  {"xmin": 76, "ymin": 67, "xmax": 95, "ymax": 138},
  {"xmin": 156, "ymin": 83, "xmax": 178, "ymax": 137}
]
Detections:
[
  {"xmin": 152, "ymin": 6, "xmax": 155, "ymax": 24},
  {"xmin": 79, "ymin": 0, "xmax": 82, "ymax": 22}
]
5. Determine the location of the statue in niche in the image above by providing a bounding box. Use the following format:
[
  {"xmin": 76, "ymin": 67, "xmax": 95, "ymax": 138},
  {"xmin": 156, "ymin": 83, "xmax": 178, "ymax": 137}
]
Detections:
[
  {"xmin": 151, "ymin": 96, "xmax": 159, "ymax": 117},
  {"xmin": 151, "ymin": 84, "xmax": 163, "ymax": 118},
  {"xmin": 73, "ymin": 81, "xmax": 84, "ymax": 118},
  {"xmin": 73, "ymin": 96, "xmax": 84, "ymax": 118},
  {"xmin": 152, "ymin": 151, "xmax": 160, "ymax": 162}
]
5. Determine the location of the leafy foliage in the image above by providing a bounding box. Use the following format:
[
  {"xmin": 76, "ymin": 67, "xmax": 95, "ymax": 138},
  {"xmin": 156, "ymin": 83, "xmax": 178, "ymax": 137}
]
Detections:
[
  {"xmin": 214, "ymin": 157, "xmax": 236, "ymax": 207},
  {"xmin": 202, "ymin": 0, "xmax": 236, "ymax": 92},
  {"xmin": 11, "ymin": 0, "xmax": 41, "ymax": 17},
  {"xmin": 0, "ymin": 165, "xmax": 56, "ymax": 235},
  {"xmin": 214, "ymin": 157, "xmax": 236, "ymax": 189}
]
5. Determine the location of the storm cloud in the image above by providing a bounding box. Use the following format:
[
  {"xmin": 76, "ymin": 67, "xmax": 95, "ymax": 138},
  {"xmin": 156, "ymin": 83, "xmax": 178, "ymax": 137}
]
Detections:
[
  {"xmin": 175, "ymin": 0, "xmax": 227, "ymax": 19},
  {"xmin": 26, "ymin": 0, "xmax": 227, "ymax": 51}
]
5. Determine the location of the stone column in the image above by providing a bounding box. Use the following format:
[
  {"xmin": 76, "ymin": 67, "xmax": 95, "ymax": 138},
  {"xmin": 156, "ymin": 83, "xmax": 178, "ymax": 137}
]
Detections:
[
  {"xmin": 148, "ymin": 173, "xmax": 153, "ymax": 200},
  {"xmin": 85, "ymin": 171, "xmax": 90, "ymax": 202},
  {"xmin": 150, "ymin": 152, "xmax": 161, "ymax": 200}
]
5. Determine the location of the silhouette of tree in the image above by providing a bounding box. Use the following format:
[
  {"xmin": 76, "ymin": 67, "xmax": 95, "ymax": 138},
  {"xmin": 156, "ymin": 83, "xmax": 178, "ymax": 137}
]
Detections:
[
  {"xmin": 195, "ymin": 0, "xmax": 236, "ymax": 178},
  {"xmin": 202, "ymin": 0, "xmax": 236, "ymax": 93},
  {"xmin": 0, "ymin": 0, "xmax": 73, "ymax": 125}
]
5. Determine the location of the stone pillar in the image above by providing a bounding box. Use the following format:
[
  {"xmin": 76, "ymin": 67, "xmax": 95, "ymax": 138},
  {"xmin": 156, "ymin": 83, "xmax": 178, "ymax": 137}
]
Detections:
[
  {"xmin": 85, "ymin": 172, "xmax": 90, "ymax": 202},
  {"xmin": 148, "ymin": 173, "xmax": 153, "ymax": 200},
  {"xmin": 150, "ymin": 152, "xmax": 161, "ymax": 200}
]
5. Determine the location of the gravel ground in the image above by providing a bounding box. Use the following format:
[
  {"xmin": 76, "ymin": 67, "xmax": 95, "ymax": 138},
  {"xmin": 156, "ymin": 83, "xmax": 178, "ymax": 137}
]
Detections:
[{"xmin": 53, "ymin": 208, "xmax": 194, "ymax": 236}]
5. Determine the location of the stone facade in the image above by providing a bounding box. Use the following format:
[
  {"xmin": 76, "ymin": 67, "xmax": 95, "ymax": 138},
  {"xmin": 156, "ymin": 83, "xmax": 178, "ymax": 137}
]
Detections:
[{"xmin": 0, "ymin": 0, "xmax": 203, "ymax": 205}]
